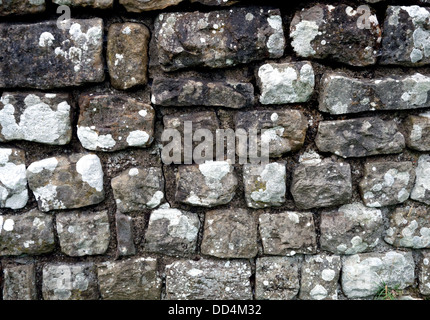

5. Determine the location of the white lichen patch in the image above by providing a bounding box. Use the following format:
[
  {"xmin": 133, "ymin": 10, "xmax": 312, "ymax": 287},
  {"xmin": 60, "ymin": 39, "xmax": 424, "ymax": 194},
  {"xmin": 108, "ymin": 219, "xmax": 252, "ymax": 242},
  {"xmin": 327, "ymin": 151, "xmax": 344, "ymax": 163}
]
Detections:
[
  {"xmin": 149, "ymin": 208, "xmax": 199, "ymax": 242},
  {"xmin": 249, "ymin": 163, "xmax": 286, "ymax": 207},
  {"xmin": 39, "ymin": 32, "xmax": 55, "ymax": 47},
  {"xmin": 126, "ymin": 130, "xmax": 150, "ymax": 147},
  {"xmin": 198, "ymin": 160, "xmax": 232, "ymax": 190},
  {"xmin": 266, "ymin": 15, "xmax": 285, "ymax": 57},
  {"xmin": 291, "ymin": 20, "xmax": 320, "ymax": 57},
  {"xmin": 411, "ymin": 155, "xmax": 430, "ymax": 204},
  {"xmin": 76, "ymin": 154, "xmax": 104, "ymax": 192},
  {"xmin": 146, "ymin": 190, "xmax": 164, "ymax": 209},
  {"xmin": 27, "ymin": 157, "xmax": 58, "ymax": 174},
  {"xmin": 77, "ymin": 126, "xmax": 116, "ymax": 151},
  {"xmin": 401, "ymin": 73, "xmax": 430, "ymax": 106}
]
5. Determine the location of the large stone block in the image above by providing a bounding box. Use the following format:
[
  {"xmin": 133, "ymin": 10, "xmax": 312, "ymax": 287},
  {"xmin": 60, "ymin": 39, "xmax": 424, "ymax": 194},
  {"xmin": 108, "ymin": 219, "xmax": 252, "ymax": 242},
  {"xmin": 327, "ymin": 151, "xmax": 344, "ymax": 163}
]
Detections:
[
  {"xmin": 411, "ymin": 155, "xmax": 430, "ymax": 205},
  {"xmin": 404, "ymin": 113, "xmax": 430, "ymax": 151},
  {"xmin": 53, "ymin": 0, "xmax": 113, "ymax": 9},
  {"xmin": 120, "ymin": 0, "xmax": 183, "ymax": 12},
  {"xmin": 0, "ymin": 0, "xmax": 45, "ymax": 16},
  {"xmin": 2, "ymin": 264, "xmax": 37, "ymax": 300}
]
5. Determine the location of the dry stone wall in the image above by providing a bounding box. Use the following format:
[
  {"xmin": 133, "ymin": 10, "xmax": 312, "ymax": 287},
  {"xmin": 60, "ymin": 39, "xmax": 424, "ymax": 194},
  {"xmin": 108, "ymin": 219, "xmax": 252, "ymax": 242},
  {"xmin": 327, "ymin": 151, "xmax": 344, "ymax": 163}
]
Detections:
[{"xmin": 1, "ymin": 0, "xmax": 430, "ymax": 301}]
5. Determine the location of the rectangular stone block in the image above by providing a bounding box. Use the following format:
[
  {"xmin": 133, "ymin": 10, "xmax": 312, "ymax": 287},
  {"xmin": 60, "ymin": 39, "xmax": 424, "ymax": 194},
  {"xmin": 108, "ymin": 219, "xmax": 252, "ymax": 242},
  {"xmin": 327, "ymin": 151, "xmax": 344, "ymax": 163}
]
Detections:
[
  {"xmin": 120, "ymin": 0, "xmax": 183, "ymax": 12},
  {"xmin": 2, "ymin": 264, "xmax": 37, "ymax": 300},
  {"xmin": 0, "ymin": 0, "xmax": 45, "ymax": 16},
  {"xmin": 115, "ymin": 212, "xmax": 135, "ymax": 257},
  {"xmin": 404, "ymin": 113, "xmax": 430, "ymax": 151},
  {"xmin": 53, "ymin": 0, "xmax": 113, "ymax": 8},
  {"xmin": 411, "ymin": 155, "xmax": 430, "ymax": 205}
]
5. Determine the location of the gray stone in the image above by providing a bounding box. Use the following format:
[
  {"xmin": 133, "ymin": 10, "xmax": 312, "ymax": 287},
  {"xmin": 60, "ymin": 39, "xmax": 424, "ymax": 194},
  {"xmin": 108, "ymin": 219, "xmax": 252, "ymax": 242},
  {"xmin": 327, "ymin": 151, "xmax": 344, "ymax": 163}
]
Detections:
[
  {"xmin": 0, "ymin": 92, "xmax": 72, "ymax": 145},
  {"xmin": 316, "ymin": 118, "xmax": 405, "ymax": 158},
  {"xmin": 111, "ymin": 167, "xmax": 165, "ymax": 213},
  {"xmin": 53, "ymin": 0, "xmax": 113, "ymax": 8},
  {"xmin": 299, "ymin": 254, "xmax": 341, "ymax": 300},
  {"xmin": 255, "ymin": 256, "xmax": 301, "ymax": 300},
  {"xmin": 165, "ymin": 259, "xmax": 252, "ymax": 300},
  {"xmin": 115, "ymin": 212, "xmax": 135, "ymax": 257},
  {"xmin": 411, "ymin": 155, "xmax": 430, "ymax": 205},
  {"xmin": 2, "ymin": 264, "xmax": 37, "ymax": 300},
  {"xmin": 201, "ymin": 208, "xmax": 258, "ymax": 259},
  {"xmin": 404, "ymin": 113, "xmax": 430, "ymax": 151},
  {"xmin": 56, "ymin": 210, "xmax": 110, "ymax": 257},
  {"xmin": 175, "ymin": 161, "xmax": 238, "ymax": 207},
  {"xmin": 0, "ymin": 209, "xmax": 55, "ymax": 256},
  {"xmin": 385, "ymin": 204, "xmax": 430, "ymax": 249},
  {"xmin": 77, "ymin": 94, "xmax": 155, "ymax": 152},
  {"xmin": 0, "ymin": 19, "xmax": 104, "ymax": 89},
  {"xmin": 359, "ymin": 162, "xmax": 415, "ymax": 208},
  {"xmin": 143, "ymin": 208, "xmax": 200, "ymax": 257},
  {"xmin": 151, "ymin": 77, "xmax": 254, "ymax": 109},
  {"xmin": 419, "ymin": 252, "xmax": 430, "ymax": 295},
  {"xmin": 243, "ymin": 162, "xmax": 286, "ymax": 209},
  {"xmin": 0, "ymin": 148, "xmax": 28, "ymax": 209},
  {"xmin": 190, "ymin": 0, "xmax": 238, "ymax": 5},
  {"xmin": 290, "ymin": 158, "xmax": 352, "ymax": 210},
  {"xmin": 319, "ymin": 73, "xmax": 430, "ymax": 115},
  {"xmin": 259, "ymin": 211, "xmax": 317, "ymax": 256},
  {"xmin": 341, "ymin": 251, "xmax": 415, "ymax": 299},
  {"xmin": 120, "ymin": 0, "xmax": 183, "ymax": 12},
  {"xmin": 320, "ymin": 202, "xmax": 384, "ymax": 255},
  {"xmin": 27, "ymin": 153, "xmax": 105, "ymax": 212},
  {"xmin": 257, "ymin": 61, "xmax": 315, "ymax": 105},
  {"xmin": 290, "ymin": 4, "xmax": 381, "ymax": 66},
  {"xmin": 154, "ymin": 7, "xmax": 285, "ymax": 71},
  {"xmin": 97, "ymin": 257, "xmax": 162, "ymax": 300},
  {"xmin": 0, "ymin": 0, "xmax": 45, "ymax": 16},
  {"xmin": 42, "ymin": 263, "xmax": 99, "ymax": 300}
]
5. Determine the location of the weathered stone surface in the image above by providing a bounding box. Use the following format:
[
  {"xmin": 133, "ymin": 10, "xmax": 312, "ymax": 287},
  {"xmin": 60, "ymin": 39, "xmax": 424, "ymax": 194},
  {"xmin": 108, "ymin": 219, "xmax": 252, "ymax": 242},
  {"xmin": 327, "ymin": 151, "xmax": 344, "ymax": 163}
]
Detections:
[
  {"xmin": 120, "ymin": 0, "xmax": 183, "ymax": 12},
  {"xmin": 259, "ymin": 211, "xmax": 317, "ymax": 256},
  {"xmin": 27, "ymin": 153, "xmax": 105, "ymax": 212},
  {"xmin": 77, "ymin": 94, "xmax": 155, "ymax": 152},
  {"xmin": 235, "ymin": 110, "xmax": 308, "ymax": 158},
  {"xmin": 411, "ymin": 155, "xmax": 430, "ymax": 205},
  {"xmin": 419, "ymin": 252, "xmax": 430, "ymax": 295},
  {"xmin": 190, "ymin": 0, "xmax": 238, "ymax": 5},
  {"xmin": 165, "ymin": 259, "xmax": 252, "ymax": 300},
  {"xmin": 290, "ymin": 4, "xmax": 381, "ymax": 66},
  {"xmin": 316, "ymin": 118, "xmax": 405, "ymax": 158},
  {"xmin": 97, "ymin": 257, "xmax": 162, "ymax": 300},
  {"xmin": 0, "ymin": 148, "xmax": 28, "ymax": 209},
  {"xmin": 299, "ymin": 254, "xmax": 341, "ymax": 300},
  {"xmin": 111, "ymin": 167, "xmax": 165, "ymax": 212},
  {"xmin": 42, "ymin": 263, "xmax": 99, "ymax": 300},
  {"xmin": 115, "ymin": 212, "xmax": 135, "ymax": 257},
  {"xmin": 0, "ymin": 209, "xmax": 55, "ymax": 256},
  {"xmin": 381, "ymin": 6, "xmax": 430, "ymax": 66},
  {"xmin": 243, "ymin": 162, "xmax": 286, "ymax": 209},
  {"xmin": 321, "ymin": 202, "xmax": 383, "ymax": 255},
  {"xmin": 107, "ymin": 23, "xmax": 150, "ymax": 90},
  {"xmin": 0, "ymin": 0, "xmax": 45, "ymax": 16},
  {"xmin": 255, "ymin": 256, "xmax": 301, "ymax": 300},
  {"xmin": 0, "ymin": 19, "xmax": 104, "ymax": 89},
  {"xmin": 143, "ymin": 208, "xmax": 200, "ymax": 256},
  {"xmin": 385, "ymin": 204, "xmax": 430, "ymax": 249},
  {"xmin": 175, "ymin": 161, "xmax": 238, "ymax": 207},
  {"xmin": 341, "ymin": 251, "xmax": 415, "ymax": 299},
  {"xmin": 257, "ymin": 61, "xmax": 315, "ymax": 105},
  {"xmin": 404, "ymin": 113, "xmax": 430, "ymax": 151},
  {"xmin": 201, "ymin": 208, "xmax": 258, "ymax": 259},
  {"xmin": 151, "ymin": 77, "xmax": 254, "ymax": 109},
  {"xmin": 155, "ymin": 7, "xmax": 285, "ymax": 71},
  {"xmin": 2, "ymin": 264, "xmax": 37, "ymax": 300},
  {"xmin": 53, "ymin": 0, "xmax": 113, "ymax": 8},
  {"xmin": 359, "ymin": 162, "xmax": 415, "ymax": 208},
  {"xmin": 56, "ymin": 210, "xmax": 110, "ymax": 257},
  {"xmin": 290, "ymin": 158, "xmax": 352, "ymax": 210},
  {"xmin": 319, "ymin": 73, "xmax": 430, "ymax": 115}
]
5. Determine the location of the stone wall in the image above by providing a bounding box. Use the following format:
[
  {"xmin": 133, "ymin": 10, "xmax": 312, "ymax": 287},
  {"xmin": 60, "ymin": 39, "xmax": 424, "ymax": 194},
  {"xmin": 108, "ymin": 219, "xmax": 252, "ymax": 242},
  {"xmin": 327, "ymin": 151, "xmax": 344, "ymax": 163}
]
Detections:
[{"xmin": 1, "ymin": 0, "xmax": 430, "ymax": 301}]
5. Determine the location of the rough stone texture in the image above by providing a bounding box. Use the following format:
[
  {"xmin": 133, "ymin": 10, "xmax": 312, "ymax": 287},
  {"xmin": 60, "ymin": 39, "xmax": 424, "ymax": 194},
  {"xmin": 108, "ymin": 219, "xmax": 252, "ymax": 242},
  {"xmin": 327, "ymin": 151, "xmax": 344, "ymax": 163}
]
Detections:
[
  {"xmin": 120, "ymin": 0, "xmax": 183, "ymax": 12},
  {"xmin": 115, "ymin": 212, "xmax": 135, "ymax": 257},
  {"xmin": 42, "ymin": 263, "xmax": 99, "ymax": 300},
  {"xmin": 259, "ymin": 211, "xmax": 317, "ymax": 256},
  {"xmin": 2, "ymin": 264, "xmax": 37, "ymax": 300},
  {"xmin": 290, "ymin": 158, "xmax": 352, "ymax": 210},
  {"xmin": 299, "ymin": 254, "xmax": 341, "ymax": 300},
  {"xmin": 320, "ymin": 202, "xmax": 384, "ymax": 255},
  {"xmin": 243, "ymin": 162, "xmax": 286, "ymax": 209},
  {"xmin": 190, "ymin": 0, "xmax": 238, "ymax": 5},
  {"xmin": 0, "ymin": 19, "xmax": 104, "ymax": 89},
  {"xmin": 107, "ymin": 23, "xmax": 150, "ymax": 90},
  {"xmin": 235, "ymin": 110, "xmax": 308, "ymax": 158},
  {"xmin": 0, "ymin": 0, "xmax": 45, "ymax": 16},
  {"xmin": 56, "ymin": 210, "xmax": 110, "ymax": 257},
  {"xmin": 151, "ymin": 77, "xmax": 254, "ymax": 109},
  {"xmin": 419, "ymin": 252, "xmax": 430, "ymax": 295},
  {"xmin": 411, "ymin": 155, "xmax": 430, "ymax": 205},
  {"xmin": 341, "ymin": 251, "xmax": 415, "ymax": 299},
  {"xmin": 143, "ymin": 208, "xmax": 200, "ymax": 257},
  {"xmin": 316, "ymin": 118, "xmax": 406, "ymax": 158},
  {"xmin": 290, "ymin": 4, "xmax": 381, "ymax": 66},
  {"xmin": 255, "ymin": 256, "xmax": 301, "ymax": 300},
  {"xmin": 319, "ymin": 73, "xmax": 430, "ymax": 115},
  {"xmin": 359, "ymin": 161, "xmax": 415, "ymax": 208},
  {"xmin": 111, "ymin": 167, "xmax": 165, "ymax": 213},
  {"xmin": 53, "ymin": 0, "xmax": 113, "ymax": 8},
  {"xmin": 381, "ymin": 6, "xmax": 430, "ymax": 66},
  {"xmin": 0, "ymin": 209, "xmax": 55, "ymax": 256},
  {"xmin": 154, "ymin": 7, "xmax": 285, "ymax": 71},
  {"xmin": 97, "ymin": 257, "xmax": 162, "ymax": 300},
  {"xmin": 175, "ymin": 161, "xmax": 238, "ymax": 207},
  {"xmin": 165, "ymin": 259, "xmax": 252, "ymax": 300},
  {"xmin": 0, "ymin": 148, "xmax": 28, "ymax": 209},
  {"xmin": 27, "ymin": 153, "xmax": 105, "ymax": 212},
  {"xmin": 404, "ymin": 114, "xmax": 430, "ymax": 151},
  {"xmin": 385, "ymin": 204, "xmax": 430, "ymax": 249},
  {"xmin": 77, "ymin": 94, "xmax": 155, "ymax": 152},
  {"xmin": 201, "ymin": 208, "xmax": 258, "ymax": 259}
]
